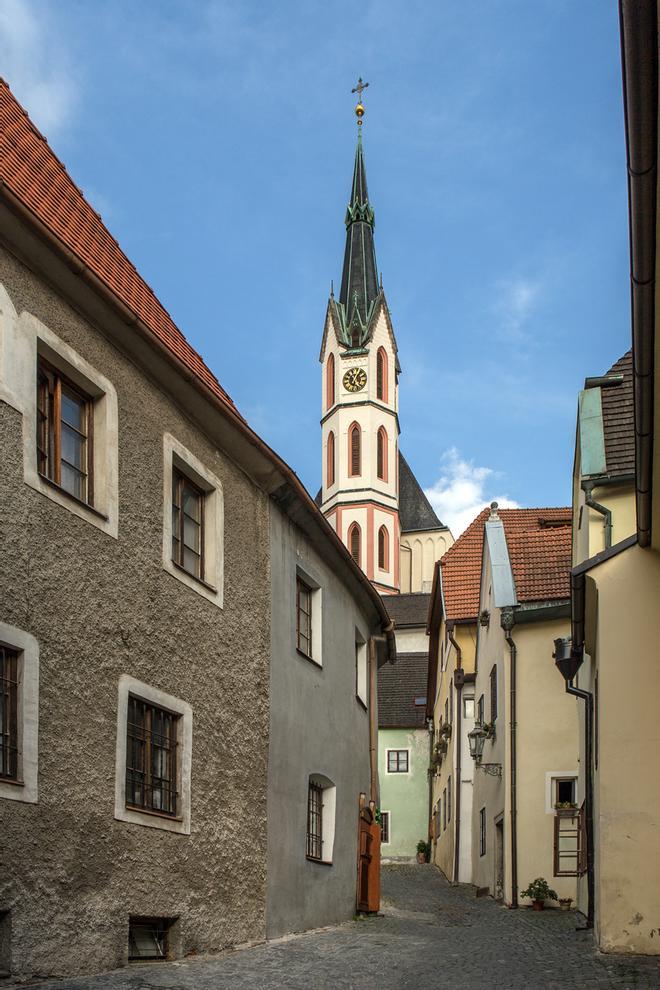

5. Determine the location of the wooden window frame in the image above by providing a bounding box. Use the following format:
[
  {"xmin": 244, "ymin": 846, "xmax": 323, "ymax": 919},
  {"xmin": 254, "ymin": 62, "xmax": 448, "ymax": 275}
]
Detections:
[
  {"xmin": 37, "ymin": 357, "xmax": 94, "ymax": 506},
  {"xmin": 553, "ymin": 808, "xmax": 580, "ymax": 877},
  {"xmin": 296, "ymin": 575, "xmax": 313, "ymax": 659},
  {"xmin": 386, "ymin": 749, "xmax": 409, "ymax": 773},
  {"xmin": 477, "ymin": 694, "xmax": 485, "ymax": 725},
  {"xmin": 125, "ymin": 696, "xmax": 179, "ymax": 818},
  {"xmin": 349, "ymin": 522, "xmax": 361, "ymax": 567},
  {"xmin": 378, "ymin": 525, "xmax": 389, "ymax": 571},
  {"xmin": 348, "ymin": 423, "xmax": 361, "ymax": 477},
  {"xmin": 171, "ymin": 468, "xmax": 205, "ymax": 582},
  {"xmin": 306, "ymin": 780, "xmax": 323, "ymax": 861},
  {"xmin": 0, "ymin": 646, "xmax": 19, "ymax": 782},
  {"xmin": 490, "ymin": 665, "xmax": 497, "ymax": 723},
  {"xmin": 327, "ymin": 431, "xmax": 335, "ymax": 487}
]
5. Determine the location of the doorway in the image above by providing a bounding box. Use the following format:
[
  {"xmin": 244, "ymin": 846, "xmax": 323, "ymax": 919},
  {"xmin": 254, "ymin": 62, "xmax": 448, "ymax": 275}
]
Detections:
[{"xmin": 494, "ymin": 816, "xmax": 504, "ymax": 902}]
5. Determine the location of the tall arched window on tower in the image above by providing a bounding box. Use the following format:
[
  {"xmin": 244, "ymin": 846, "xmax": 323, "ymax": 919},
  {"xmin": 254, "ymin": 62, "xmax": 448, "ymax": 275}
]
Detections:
[
  {"xmin": 377, "ymin": 347, "xmax": 388, "ymax": 402},
  {"xmin": 326, "ymin": 353, "xmax": 335, "ymax": 409},
  {"xmin": 348, "ymin": 523, "xmax": 361, "ymax": 566},
  {"xmin": 378, "ymin": 525, "xmax": 389, "ymax": 571},
  {"xmin": 377, "ymin": 426, "xmax": 388, "ymax": 481},
  {"xmin": 349, "ymin": 423, "xmax": 361, "ymax": 477},
  {"xmin": 327, "ymin": 431, "xmax": 335, "ymax": 487}
]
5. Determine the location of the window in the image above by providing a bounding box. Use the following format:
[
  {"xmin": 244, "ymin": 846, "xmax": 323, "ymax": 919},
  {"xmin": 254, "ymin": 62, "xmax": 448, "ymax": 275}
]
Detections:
[
  {"xmin": 0, "ymin": 647, "xmax": 18, "ymax": 782},
  {"xmin": 326, "ymin": 353, "xmax": 335, "ymax": 409},
  {"xmin": 0, "ymin": 624, "xmax": 39, "ymax": 805},
  {"xmin": 349, "ymin": 522, "xmax": 361, "ymax": 567},
  {"xmin": 414, "ymin": 696, "xmax": 426, "ymax": 707},
  {"xmin": 355, "ymin": 635, "xmax": 368, "ymax": 707},
  {"xmin": 479, "ymin": 807, "xmax": 486, "ymax": 856},
  {"xmin": 296, "ymin": 576, "xmax": 313, "ymax": 658},
  {"xmin": 490, "ymin": 665, "xmax": 497, "ymax": 723},
  {"xmin": 442, "ymin": 787, "xmax": 447, "ymax": 831},
  {"xmin": 129, "ymin": 918, "xmax": 177, "ymax": 961},
  {"xmin": 448, "ymin": 776, "xmax": 452, "ymax": 824},
  {"xmin": 387, "ymin": 749, "xmax": 409, "ymax": 773},
  {"xmin": 554, "ymin": 777, "xmax": 577, "ymax": 806},
  {"xmin": 449, "ymin": 683, "xmax": 454, "ymax": 722},
  {"xmin": 377, "ymin": 427, "xmax": 388, "ymax": 481},
  {"xmin": 114, "ymin": 676, "xmax": 192, "ymax": 834},
  {"xmin": 378, "ymin": 525, "xmax": 389, "ymax": 570},
  {"xmin": 37, "ymin": 358, "xmax": 93, "ymax": 504},
  {"xmin": 349, "ymin": 423, "xmax": 361, "ymax": 476},
  {"xmin": 444, "ymin": 698, "xmax": 449, "ymax": 726},
  {"xmin": 376, "ymin": 347, "xmax": 388, "ymax": 401},
  {"xmin": 477, "ymin": 694, "xmax": 485, "ymax": 725},
  {"xmin": 306, "ymin": 774, "xmax": 336, "ymax": 864},
  {"xmin": 464, "ymin": 697, "xmax": 475, "ymax": 718},
  {"xmin": 327, "ymin": 431, "xmax": 335, "ymax": 487},
  {"xmin": 172, "ymin": 469, "xmax": 204, "ymax": 580},
  {"xmin": 380, "ymin": 810, "xmax": 390, "ymax": 844},
  {"xmin": 126, "ymin": 697, "xmax": 179, "ymax": 817},
  {"xmin": 163, "ymin": 434, "xmax": 224, "ymax": 607}
]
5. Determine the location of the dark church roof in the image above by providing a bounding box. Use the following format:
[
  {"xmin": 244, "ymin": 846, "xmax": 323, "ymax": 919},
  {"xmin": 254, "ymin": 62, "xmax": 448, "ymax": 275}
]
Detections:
[
  {"xmin": 378, "ymin": 652, "xmax": 429, "ymax": 728},
  {"xmin": 399, "ymin": 452, "xmax": 446, "ymax": 533},
  {"xmin": 381, "ymin": 593, "xmax": 431, "ymax": 629},
  {"xmin": 338, "ymin": 132, "xmax": 379, "ymax": 338}
]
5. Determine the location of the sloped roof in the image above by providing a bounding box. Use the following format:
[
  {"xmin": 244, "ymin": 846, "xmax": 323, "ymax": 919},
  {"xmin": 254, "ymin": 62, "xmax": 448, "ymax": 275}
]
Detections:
[
  {"xmin": 506, "ymin": 525, "xmax": 572, "ymax": 603},
  {"xmin": 0, "ymin": 78, "xmax": 237, "ymax": 415},
  {"xmin": 399, "ymin": 452, "xmax": 445, "ymax": 532},
  {"xmin": 601, "ymin": 351, "xmax": 634, "ymax": 478},
  {"xmin": 378, "ymin": 652, "xmax": 428, "ymax": 728},
  {"xmin": 382, "ymin": 593, "xmax": 430, "ymax": 628},
  {"xmin": 441, "ymin": 507, "xmax": 572, "ymax": 621}
]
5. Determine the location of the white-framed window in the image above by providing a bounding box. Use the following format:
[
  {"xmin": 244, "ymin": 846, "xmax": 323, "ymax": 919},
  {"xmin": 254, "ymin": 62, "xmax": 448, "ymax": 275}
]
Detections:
[
  {"xmin": 0, "ymin": 623, "xmax": 39, "ymax": 805},
  {"xmin": 380, "ymin": 810, "xmax": 390, "ymax": 844},
  {"xmin": 386, "ymin": 749, "xmax": 409, "ymax": 774},
  {"xmin": 114, "ymin": 675, "xmax": 192, "ymax": 835},
  {"xmin": 162, "ymin": 433, "xmax": 224, "ymax": 608},
  {"xmin": 355, "ymin": 630, "xmax": 368, "ymax": 708},
  {"xmin": 306, "ymin": 773, "xmax": 336, "ymax": 864},
  {"xmin": 0, "ymin": 290, "xmax": 119, "ymax": 537},
  {"xmin": 295, "ymin": 565, "xmax": 322, "ymax": 665}
]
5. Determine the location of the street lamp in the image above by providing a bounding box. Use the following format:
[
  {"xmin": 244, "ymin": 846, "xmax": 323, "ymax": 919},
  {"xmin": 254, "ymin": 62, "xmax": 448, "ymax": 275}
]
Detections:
[{"xmin": 467, "ymin": 723, "xmax": 501, "ymax": 777}]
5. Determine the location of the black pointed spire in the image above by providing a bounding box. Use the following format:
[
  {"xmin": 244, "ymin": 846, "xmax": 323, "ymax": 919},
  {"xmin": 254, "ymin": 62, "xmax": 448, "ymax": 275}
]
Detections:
[{"xmin": 338, "ymin": 131, "xmax": 379, "ymax": 343}]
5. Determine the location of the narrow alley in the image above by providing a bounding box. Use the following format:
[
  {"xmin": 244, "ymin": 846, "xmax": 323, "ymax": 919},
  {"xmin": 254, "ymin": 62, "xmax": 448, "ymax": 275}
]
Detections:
[{"xmin": 30, "ymin": 866, "xmax": 660, "ymax": 990}]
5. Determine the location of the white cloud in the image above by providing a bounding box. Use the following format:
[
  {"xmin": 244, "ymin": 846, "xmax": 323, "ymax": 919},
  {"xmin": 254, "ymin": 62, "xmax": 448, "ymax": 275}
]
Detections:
[
  {"xmin": 0, "ymin": 0, "xmax": 76, "ymax": 135},
  {"xmin": 493, "ymin": 276, "xmax": 541, "ymax": 341},
  {"xmin": 424, "ymin": 447, "xmax": 519, "ymax": 537}
]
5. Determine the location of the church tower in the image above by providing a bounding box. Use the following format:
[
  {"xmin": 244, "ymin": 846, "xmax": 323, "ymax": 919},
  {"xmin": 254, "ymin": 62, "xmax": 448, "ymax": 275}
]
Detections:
[{"xmin": 319, "ymin": 89, "xmax": 401, "ymax": 593}]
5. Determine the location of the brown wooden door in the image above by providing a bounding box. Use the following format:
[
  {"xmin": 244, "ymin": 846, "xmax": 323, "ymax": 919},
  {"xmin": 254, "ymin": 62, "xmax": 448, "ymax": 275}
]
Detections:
[{"xmin": 357, "ymin": 803, "xmax": 381, "ymax": 913}]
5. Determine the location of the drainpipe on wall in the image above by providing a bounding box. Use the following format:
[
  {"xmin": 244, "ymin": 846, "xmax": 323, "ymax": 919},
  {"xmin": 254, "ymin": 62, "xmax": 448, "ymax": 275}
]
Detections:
[
  {"xmin": 447, "ymin": 623, "xmax": 463, "ymax": 885},
  {"xmin": 582, "ymin": 483, "xmax": 612, "ymax": 550},
  {"xmin": 501, "ymin": 608, "xmax": 518, "ymax": 909},
  {"xmin": 564, "ymin": 678, "xmax": 595, "ymax": 931}
]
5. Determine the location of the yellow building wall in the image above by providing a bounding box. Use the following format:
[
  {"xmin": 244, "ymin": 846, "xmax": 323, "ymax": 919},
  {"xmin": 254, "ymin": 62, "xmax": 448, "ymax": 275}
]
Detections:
[{"xmin": 573, "ymin": 481, "xmax": 635, "ymax": 566}]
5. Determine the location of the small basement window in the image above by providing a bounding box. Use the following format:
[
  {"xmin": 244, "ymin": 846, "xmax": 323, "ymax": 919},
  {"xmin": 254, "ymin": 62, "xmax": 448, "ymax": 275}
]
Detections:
[{"xmin": 129, "ymin": 917, "xmax": 174, "ymax": 961}]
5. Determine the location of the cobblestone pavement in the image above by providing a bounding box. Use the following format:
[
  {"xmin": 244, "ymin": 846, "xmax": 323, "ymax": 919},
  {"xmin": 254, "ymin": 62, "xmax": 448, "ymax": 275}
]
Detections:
[{"xmin": 30, "ymin": 865, "xmax": 660, "ymax": 989}]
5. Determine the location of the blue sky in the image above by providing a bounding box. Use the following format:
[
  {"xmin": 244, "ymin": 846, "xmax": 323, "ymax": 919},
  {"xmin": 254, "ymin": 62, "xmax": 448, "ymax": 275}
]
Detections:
[{"xmin": 2, "ymin": 0, "xmax": 630, "ymax": 533}]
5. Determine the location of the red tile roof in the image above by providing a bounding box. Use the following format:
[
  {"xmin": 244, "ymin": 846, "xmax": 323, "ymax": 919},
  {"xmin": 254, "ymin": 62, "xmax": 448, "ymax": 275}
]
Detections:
[
  {"xmin": 0, "ymin": 78, "xmax": 237, "ymax": 414},
  {"xmin": 441, "ymin": 507, "xmax": 572, "ymax": 620}
]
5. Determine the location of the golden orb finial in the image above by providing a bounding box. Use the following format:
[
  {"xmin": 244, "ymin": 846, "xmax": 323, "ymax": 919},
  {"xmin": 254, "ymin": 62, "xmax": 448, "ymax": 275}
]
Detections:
[{"xmin": 351, "ymin": 77, "xmax": 369, "ymax": 126}]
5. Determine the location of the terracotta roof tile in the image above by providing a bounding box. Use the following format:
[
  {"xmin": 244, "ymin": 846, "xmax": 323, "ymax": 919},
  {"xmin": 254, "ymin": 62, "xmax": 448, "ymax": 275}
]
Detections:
[
  {"xmin": 0, "ymin": 78, "xmax": 237, "ymax": 414},
  {"xmin": 506, "ymin": 525, "xmax": 572, "ymax": 603},
  {"xmin": 440, "ymin": 507, "xmax": 572, "ymax": 620}
]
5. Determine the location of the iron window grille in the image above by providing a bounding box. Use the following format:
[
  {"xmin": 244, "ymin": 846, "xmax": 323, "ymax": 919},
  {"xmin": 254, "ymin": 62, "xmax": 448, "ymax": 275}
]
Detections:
[
  {"xmin": 387, "ymin": 749, "xmax": 409, "ymax": 773},
  {"xmin": 172, "ymin": 469, "xmax": 204, "ymax": 580},
  {"xmin": 126, "ymin": 697, "xmax": 179, "ymax": 816},
  {"xmin": 380, "ymin": 811, "xmax": 390, "ymax": 844},
  {"xmin": 447, "ymin": 776, "xmax": 452, "ymax": 824},
  {"xmin": 128, "ymin": 918, "xmax": 170, "ymax": 961},
  {"xmin": 296, "ymin": 576, "xmax": 313, "ymax": 657},
  {"xmin": 306, "ymin": 781, "xmax": 323, "ymax": 861},
  {"xmin": 37, "ymin": 358, "xmax": 93, "ymax": 505},
  {"xmin": 490, "ymin": 665, "xmax": 498, "ymax": 722},
  {"xmin": 442, "ymin": 788, "xmax": 447, "ymax": 831},
  {"xmin": 479, "ymin": 807, "xmax": 486, "ymax": 856},
  {"xmin": 0, "ymin": 646, "xmax": 18, "ymax": 781}
]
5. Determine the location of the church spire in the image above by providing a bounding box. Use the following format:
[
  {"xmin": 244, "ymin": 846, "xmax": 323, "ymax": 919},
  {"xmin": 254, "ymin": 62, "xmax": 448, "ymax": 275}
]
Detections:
[{"xmin": 338, "ymin": 83, "xmax": 379, "ymax": 343}]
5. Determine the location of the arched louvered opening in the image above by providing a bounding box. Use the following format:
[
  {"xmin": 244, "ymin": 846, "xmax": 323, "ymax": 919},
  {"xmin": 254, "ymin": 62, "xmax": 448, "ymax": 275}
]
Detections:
[
  {"xmin": 327, "ymin": 431, "xmax": 335, "ymax": 487},
  {"xmin": 326, "ymin": 353, "xmax": 335, "ymax": 409},
  {"xmin": 377, "ymin": 347, "xmax": 388, "ymax": 402},
  {"xmin": 348, "ymin": 523, "xmax": 361, "ymax": 566},
  {"xmin": 377, "ymin": 426, "xmax": 388, "ymax": 481},
  {"xmin": 378, "ymin": 525, "xmax": 389, "ymax": 571},
  {"xmin": 349, "ymin": 423, "xmax": 361, "ymax": 477}
]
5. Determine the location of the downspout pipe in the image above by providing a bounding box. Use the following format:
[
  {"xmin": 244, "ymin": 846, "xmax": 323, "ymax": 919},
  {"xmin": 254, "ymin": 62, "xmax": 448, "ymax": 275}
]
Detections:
[
  {"xmin": 501, "ymin": 609, "xmax": 518, "ymax": 909},
  {"xmin": 582, "ymin": 483, "xmax": 612, "ymax": 550},
  {"xmin": 564, "ymin": 677, "xmax": 595, "ymax": 932},
  {"xmin": 368, "ymin": 622, "xmax": 395, "ymax": 808},
  {"xmin": 447, "ymin": 623, "xmax": 463, "ymax": 885}
]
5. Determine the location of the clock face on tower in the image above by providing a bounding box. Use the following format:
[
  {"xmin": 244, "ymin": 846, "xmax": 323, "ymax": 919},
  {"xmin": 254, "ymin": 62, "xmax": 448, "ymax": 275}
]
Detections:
[{"xmin": 343, "ymin": 367, "xmax": 367, "ymax": 393}]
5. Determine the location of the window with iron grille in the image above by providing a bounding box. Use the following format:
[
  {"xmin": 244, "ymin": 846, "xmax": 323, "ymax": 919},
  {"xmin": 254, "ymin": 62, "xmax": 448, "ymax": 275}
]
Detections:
[
  {"xmin": 0, "ymin": 647, "xmax": 18, "ymax": 782},
  {"xmin": 479, "ymin": 807, "xmax": 486, "ymax": 856},
  {"xmin": 306, "ymin": 781, "xmax": 323, "ymax": 860},
  {"xmin": 387, "ymin": 749, "xmax": 409, "ymax": 773},
  {"xmin": 129, "ymin": 918, "xmax": 172, "ymax": 961},
  {"xmin": 490, "ymin": 664, "xmax": 498, "ymax": 722},
  {"xmin": 126, "ymin": 697, "xmax": 179, "ymax": 816},
  {"xmin": 442, "ymin": 787, "xmax": 447, "ymax": 831},
  {"xmin": 380, "ymin": 810, "xmax": 390, "ymax": 844},
  {"xmin": 37, "ymin": 358, "xmax": 93, "ymax": 504},
  {"xmin": 296, "ymin": 576, "xmax": 313, "ymax": 657},
  {"xmin": 172, "ymin": 469, "xmax": 204, "ymax": 580}
]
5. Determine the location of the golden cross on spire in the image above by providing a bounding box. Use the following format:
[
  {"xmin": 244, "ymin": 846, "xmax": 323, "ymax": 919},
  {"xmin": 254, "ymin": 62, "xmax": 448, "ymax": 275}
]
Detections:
[{"xmin": 351, "ymin": 76, "xmax": 369, "ymax": 125}]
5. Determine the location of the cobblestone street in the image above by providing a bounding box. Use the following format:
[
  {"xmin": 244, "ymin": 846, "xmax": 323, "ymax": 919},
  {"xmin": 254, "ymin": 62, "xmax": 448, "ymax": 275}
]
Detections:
[{"xmin": 31, "ymin": 865, "xmax": 660, "ymax": 989}]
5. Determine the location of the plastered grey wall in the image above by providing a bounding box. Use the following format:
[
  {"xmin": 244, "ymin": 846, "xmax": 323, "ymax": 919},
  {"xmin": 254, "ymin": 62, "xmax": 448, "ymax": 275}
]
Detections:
[
  {"xmin": 0, "ymin": 245, "xmax": 271, "ymax": 980},
  {"xmin": 266, "ymin": 505, "xmax": 373, "ymax": 938}
]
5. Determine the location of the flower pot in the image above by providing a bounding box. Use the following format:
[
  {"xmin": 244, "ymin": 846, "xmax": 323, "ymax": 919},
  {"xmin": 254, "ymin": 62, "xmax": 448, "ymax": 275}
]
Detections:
[
  {"xmin": 416, "ymin": 852, "xmax": 426, "ymax": 864},
  {"xmin": 532, "ymin": 900, "xmax": 544, "ymax": 911},
  {"xmin": 559, "ymin": 899, "xmax": 572, "ymax": 912}
]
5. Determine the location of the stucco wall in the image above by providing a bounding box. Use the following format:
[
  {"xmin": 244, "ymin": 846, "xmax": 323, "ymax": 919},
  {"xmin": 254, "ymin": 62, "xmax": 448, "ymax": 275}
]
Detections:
[
  {"xmin": 379, "ymin": 727, "xmax": 429, "ymax": 858},
  {"xmin": 0, "ymin": 248, "xmax": 271, "ymax": 979},
  {"xmin": 266, "ymin": 506, "xmax": 373, "ymax": 938}
]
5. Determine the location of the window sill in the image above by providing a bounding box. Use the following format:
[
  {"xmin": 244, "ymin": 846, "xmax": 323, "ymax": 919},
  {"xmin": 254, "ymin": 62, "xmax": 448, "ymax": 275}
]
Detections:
[
  {"xmin": 0, "ymin": 775, "xmax": 25, "ymax": 787},
  {"xmin": 296, "ymin": 648, "xmax": 322, "ymax": 668},
  {"xmin": 306, "ymin": 856, "xmax": 333, "ymax": 867},
  {"xmin": 38, "ymin": 472, "xmax": 108, "ymax": 520},
  {"xmin": 171, "ymin": 560, "xmax": 218, "ymax": 594},
  {"xmin": 125, "ymin": 804, "xmax": 183, "ymax": 823}
]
